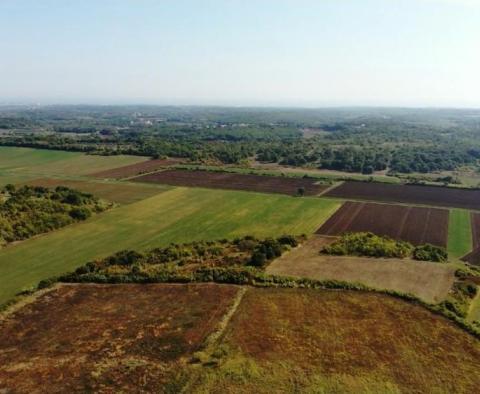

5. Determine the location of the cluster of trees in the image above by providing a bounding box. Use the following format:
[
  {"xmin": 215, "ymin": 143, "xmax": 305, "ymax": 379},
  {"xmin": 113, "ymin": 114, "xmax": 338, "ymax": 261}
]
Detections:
[
  {"xmin": 322, "ymin": 232, "xmax": 448, "ymax": 262},
  {"xmin": 72, "ymin": 235, "xmax": 303, "ymax": 278},
  {"xmin": 0, "ymin": 185, "xmax": 107, "ymax": 246}
]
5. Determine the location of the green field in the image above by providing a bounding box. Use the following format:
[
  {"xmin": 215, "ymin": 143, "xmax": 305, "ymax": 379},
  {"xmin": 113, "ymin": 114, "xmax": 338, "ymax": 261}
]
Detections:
[
  {"xmin": 448, "ymin": 209, "xmax": 472, "ymax": 259},
  {"xmin": 25, "ymin": 178, "xmax": 169, "ymax": 205},
  {"xmin": 0, "ymin": 146, "xmax": 147, "ymax": 186},
  {"xmin": 0, "ymin": 187, "xmax": 340, "ymax": 304}
]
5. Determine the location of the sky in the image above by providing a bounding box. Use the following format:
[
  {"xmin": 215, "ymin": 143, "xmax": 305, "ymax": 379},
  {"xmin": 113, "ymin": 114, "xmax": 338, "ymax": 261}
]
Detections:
[{"xmin": 1, "ymin": 0, "xmax": 479, "ymax": 107}]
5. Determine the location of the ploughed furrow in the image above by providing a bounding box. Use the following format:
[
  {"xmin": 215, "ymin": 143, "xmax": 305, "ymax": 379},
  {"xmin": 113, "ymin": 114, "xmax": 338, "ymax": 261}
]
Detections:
[
  {"xmin": 316, "ymin": 202, "xmax": 362, "ymax": 235},
  {"xmin": 316, "ymin": 201, "xmax": 448, "ymax": 247},
  {"xmin": 423, "ymin": 209, "xmax": 449, "ymax": 247}
]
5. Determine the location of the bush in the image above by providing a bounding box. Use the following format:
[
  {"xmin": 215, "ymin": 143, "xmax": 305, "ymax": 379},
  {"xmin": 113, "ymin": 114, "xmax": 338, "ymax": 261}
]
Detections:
[
  {"xmin": 322, "ymin": 232, "xmax": 413, "ymax": 258},
  {"xmin": 413, "ymin": 244, "xmax": 448, "ymax": 262},
  {"xmin": 69, "ymin": 207, "xmax": 91, "ymax": 220}
]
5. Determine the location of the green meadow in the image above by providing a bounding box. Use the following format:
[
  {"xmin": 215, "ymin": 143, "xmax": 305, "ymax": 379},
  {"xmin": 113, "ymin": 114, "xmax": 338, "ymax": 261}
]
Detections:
[
  {"xmin": 448, "ymin": 209, "xmax": 472, "ymax": 260},
  {"xmin": 0, "ymin": 187, "xmax": 340, "ymax": 304},
  {"xmin": 0, "ymin": 146, "xmax": 147, "ymax": 186}
]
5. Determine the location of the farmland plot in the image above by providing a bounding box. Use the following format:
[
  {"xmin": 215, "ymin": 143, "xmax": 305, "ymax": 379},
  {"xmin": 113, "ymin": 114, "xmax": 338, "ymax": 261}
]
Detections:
[
  {"xmin": 326, "ymin": 181, "xmax": 480, "ymax": 210},
  {"xmin": 461, "ymin": 213, "xmax": 480, "ymax": 265},
  {"xmin": 316, "ymin": 201, "xmax": 449, "ymax": 247},
  {"xmin": 132, "ymin": 169, "xmax": 328, "ymax": 196},
  {"xmin": 191, "ymin": 288, "xmax": 480, "ymax": 393},
  {"xmin": 91, "ymin": 158, "xmax": 183, "ymax": 179},
  {"xmin": 0, "ymin": 283, "xmax": 239, "ymax": 393}
]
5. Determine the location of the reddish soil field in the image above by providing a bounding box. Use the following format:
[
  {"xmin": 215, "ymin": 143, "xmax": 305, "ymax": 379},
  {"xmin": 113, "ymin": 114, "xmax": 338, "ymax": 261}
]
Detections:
[
  {"xmin": 316, "ymin": 201, "xmax": 448, "ymax": 246},
  {"xmin": 212, "ymin": 288, "xmax": 480, "ymax": 393},
  {"xmin": 91, "ymin": 158, "xmax": 184, "ymax": 179},
  {"xmin": 0, "ymin": 283, "xmax": 239, "ymax": 393},
  {"xmin": 462, "ymin": 213, "xmax": 480, "ymax": 266},
  {"xmin": 326, "ymin": 181, "xmax": 480, "ymax": 210},
  {"xmin": 132, "ymin": 169, "xmax": 328, "ymax": 196}
]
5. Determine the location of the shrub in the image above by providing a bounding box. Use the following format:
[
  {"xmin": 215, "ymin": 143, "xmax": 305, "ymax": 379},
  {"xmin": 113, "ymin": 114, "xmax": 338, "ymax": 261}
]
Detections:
[
  {"xmin": 322, "ymin": 232, "xmax": 413, "ymax": 258},
  {"xmin": 413, "ymin": 244, "xmax": 448, "ymax": 262}
]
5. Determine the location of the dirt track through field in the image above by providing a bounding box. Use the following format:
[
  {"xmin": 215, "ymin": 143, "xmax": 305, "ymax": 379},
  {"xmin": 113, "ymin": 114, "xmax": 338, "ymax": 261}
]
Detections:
[
  {"xmin": 132, "ymin": 169, "xmax": 328, "ymax": 196},
  {"xmin": 316, "ymin": 201, "xmax": 449, "ymax": 247}
]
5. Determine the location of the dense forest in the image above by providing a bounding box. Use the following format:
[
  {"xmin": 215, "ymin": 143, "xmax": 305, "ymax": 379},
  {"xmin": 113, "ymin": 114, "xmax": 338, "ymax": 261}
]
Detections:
[
  {"xmin": 0, "ymin": 185, "xmax": 108, "ymax": 246},
  {"xmin": 1, "ymin": 105, "xmax": 480, "ymax": 175}
]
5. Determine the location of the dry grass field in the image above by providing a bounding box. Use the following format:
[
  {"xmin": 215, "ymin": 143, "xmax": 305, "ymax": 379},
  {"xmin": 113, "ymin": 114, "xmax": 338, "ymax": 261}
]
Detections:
[
  {"xmin": 0, "ymin": 283, "xmax": 240, "ymax": 393},
  {"xmin": 192, "ymin": 288, "xmax": 480, "ymax": 393},
  {"xmin": 266, "ymin": 236, "xmax": 455, "ymax": 303}
]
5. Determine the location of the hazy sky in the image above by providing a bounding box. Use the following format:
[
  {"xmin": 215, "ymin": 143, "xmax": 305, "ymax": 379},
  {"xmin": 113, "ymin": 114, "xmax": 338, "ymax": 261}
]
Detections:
[{"xmin": 1, "ymin": 0, "xmax": 479, "ymax": 106}]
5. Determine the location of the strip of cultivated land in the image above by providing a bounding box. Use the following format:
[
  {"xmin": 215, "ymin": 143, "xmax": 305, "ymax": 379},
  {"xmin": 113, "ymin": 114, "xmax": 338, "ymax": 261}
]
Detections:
[
  {"xmin": 90, "ymin": 158, "xmax": 184, "ymax": 179},
  {"xmin": 326, "ymin": 181, "xmax": 480, "ymax": 210},
  {"xmin": 462, "ymin": 212, "xmax": 480, "ymax": 265},
  {"xmin": 0, "ymin": 283, "xmax": 240, "ymax": 393},
  {"xmin": 0, "ymin": 188, "xmax": 340, "ymax": 304},
  {"xmin": 24, "ymin": 178, "xmax": 169, "ymax": 205},
  {"xmin": 316, "ymin": 201, "xmax": 449, "ymax": 247},
  {"xmin": 2, "ymin": 284, "xmax": 479, "ymax": 393},
  {"xmin": 448, "ymin": 209, "xmax": 473, "ymax": 259},
  {"xmin": 266, "ymin": 236, "xmax": 455, "ymax": 303},
  {"xmin": 132, "ymin": 169, "xmax": 328, "ymax": 196}
]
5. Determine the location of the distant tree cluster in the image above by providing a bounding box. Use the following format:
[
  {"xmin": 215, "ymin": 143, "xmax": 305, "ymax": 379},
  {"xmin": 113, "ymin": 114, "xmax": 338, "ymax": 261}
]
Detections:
[
  {"xmin": 2, "ymin": 106, "xmax": 480, "ymax": 174},
  {"xmin": 0, "ymin": 185, "xmax": 108, "ymax": 247}
]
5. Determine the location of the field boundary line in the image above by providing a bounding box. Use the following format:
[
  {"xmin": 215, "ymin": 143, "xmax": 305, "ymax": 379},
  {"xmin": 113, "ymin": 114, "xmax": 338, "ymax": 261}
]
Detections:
[
  {"xmin": 202, "ymin": 286, "xmax": 247, "ymax": 350},
  {"xmin": 316, "ymin": 181, "xmax": 343, "ymax": 197}
]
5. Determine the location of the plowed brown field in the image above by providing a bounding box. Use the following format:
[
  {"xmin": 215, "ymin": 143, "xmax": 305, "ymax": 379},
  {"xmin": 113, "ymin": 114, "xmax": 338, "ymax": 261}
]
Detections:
[
  {"xmin": 326, "ymin": 181, "xmax": 480, "ymax": 210},
  {"xmin": 132, "ymin": 169, "xmax": 328, "ymax": 196},
  {"xmin": 316, "ymin": 201, "xmax": 448, "ymax": 246},
  {"xmin": 91, "ymin": 158, "xmax": 183, "ymax": 179}
]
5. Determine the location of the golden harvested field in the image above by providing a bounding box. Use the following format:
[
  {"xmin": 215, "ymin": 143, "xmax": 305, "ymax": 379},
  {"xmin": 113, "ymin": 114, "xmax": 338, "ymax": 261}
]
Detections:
[
  {"xmin": 266, "ymin": 236, "xmax": 455, "ymax": 303},
  {"xmin": 191, "ymin": 288, "xmax": 480, "ymax": 394},
  {"xmin": 0, "ymin": 283, "xmax": 240, "ymax": 393}
]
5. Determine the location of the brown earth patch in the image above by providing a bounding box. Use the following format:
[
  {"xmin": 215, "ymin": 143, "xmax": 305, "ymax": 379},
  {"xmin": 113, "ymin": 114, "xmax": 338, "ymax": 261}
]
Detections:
[
  {"xmin": 0, "ymin": 283, "xmax": 239, "ymax": 393},
  {"xmin": 132, "ymin": 169, "xmax": 328, "ymax": 196},
  {"xmin": 266, "ymin": 235, "xmax": 454, "ymax": 303},
  {"xmin": 316, "ymin": 201, "xmax": 449, "ymax": 247},
  {"xmin": 326, "ymin": 181, "xmax": 480, "ymax": 210},
  {"xmin": 90, "ymin": 158, "xmax": 184, "ymax": 179}
]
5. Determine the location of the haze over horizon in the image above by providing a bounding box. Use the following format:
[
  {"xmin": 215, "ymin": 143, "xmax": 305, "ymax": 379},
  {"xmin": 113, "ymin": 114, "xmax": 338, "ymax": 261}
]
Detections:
[{"xmin": 1, "ymin": 0, "xmax": 479, "ymax": 107}]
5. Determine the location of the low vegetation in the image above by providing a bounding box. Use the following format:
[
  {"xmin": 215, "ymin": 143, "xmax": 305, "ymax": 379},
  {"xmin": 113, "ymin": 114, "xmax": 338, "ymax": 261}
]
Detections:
[
  {"xmin": 57, "ymin": 236, "xmax": 302, "ymax": 285},
  {"xmin": 321, "ymin": 232, "xmax": 448, "ymax": 262},
  {"xmin": 0, "ymin": 185, "xmax": 108, "ymax": 247}
]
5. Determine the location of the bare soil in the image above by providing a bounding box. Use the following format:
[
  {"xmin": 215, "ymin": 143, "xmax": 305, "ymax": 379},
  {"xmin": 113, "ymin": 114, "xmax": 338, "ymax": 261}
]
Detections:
[
  {"xmin": 326, "ymin": 181, "xmax": 480, "ymax": 210},
  {"xmin": 316, "ymin": 201, "xmax": 449, "ymax": 247},
  {"xmin": 132, "ymin": 169, "xmax": 328, "ymax": 196}
]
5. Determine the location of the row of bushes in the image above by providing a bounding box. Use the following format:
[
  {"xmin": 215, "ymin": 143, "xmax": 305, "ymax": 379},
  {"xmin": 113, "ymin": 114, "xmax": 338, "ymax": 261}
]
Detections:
[{"xmin": 322, "ymin": 232, "xmax": 448, "ymax": 262}]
